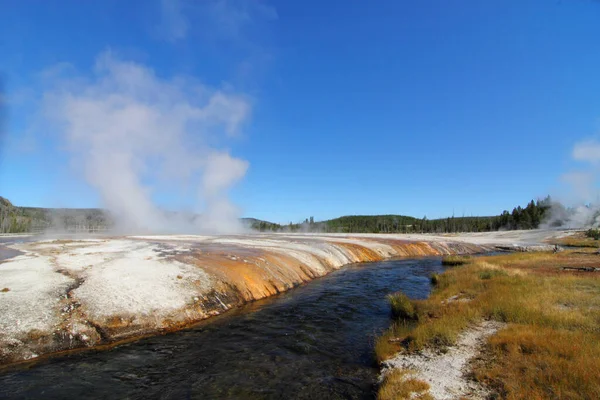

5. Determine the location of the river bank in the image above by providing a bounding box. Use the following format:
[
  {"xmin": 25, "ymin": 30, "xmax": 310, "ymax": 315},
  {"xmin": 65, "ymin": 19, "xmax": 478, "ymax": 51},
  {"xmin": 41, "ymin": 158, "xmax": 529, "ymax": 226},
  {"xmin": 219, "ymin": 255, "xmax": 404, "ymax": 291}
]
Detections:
[
  {"xmin": 0, "ymin": 233, "xmax": 492, "ymax": 367},
  {"xmin": 376, "ymin": 246, "xmax": 600, "ymax": 399},
  {"xmin": 0, "ymin": 230, "xmax": 568, "ymax": 368}
]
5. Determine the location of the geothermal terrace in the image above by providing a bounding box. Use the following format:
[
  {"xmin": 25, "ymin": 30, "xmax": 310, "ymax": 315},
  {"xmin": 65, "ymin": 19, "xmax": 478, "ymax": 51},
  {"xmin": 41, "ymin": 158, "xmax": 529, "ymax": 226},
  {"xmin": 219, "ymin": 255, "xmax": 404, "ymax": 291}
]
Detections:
[{"xmin": 0, "ymin": 231, "xmax": 563, "ymax": 366}]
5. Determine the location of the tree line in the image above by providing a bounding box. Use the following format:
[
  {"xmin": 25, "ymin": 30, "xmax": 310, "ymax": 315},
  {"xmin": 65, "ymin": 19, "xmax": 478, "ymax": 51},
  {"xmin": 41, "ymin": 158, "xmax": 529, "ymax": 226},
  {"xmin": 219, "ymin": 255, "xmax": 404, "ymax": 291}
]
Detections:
[
  {"xmin": 0, "ymin": 196, "xmax": 110, "ymax": 234},
  {"xmin": 251, "ymin": 197, "xmax": 553, "ymax": 233},
  {"xmin": 1, "ymin": 195, "xmax": 554, "ymax": 234}
]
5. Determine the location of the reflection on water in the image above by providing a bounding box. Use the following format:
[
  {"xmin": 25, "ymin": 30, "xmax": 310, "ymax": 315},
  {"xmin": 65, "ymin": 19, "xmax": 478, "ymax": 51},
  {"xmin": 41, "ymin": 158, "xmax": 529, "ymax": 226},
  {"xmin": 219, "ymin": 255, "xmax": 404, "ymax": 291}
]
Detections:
[
  {"xmin": 0, "ymin": 257, "xmax": 445, "ymax": 399},
  {"xmin": 0, "ymin": 236, "xmax": 37, "ymax": 261},
  {"xmin": 0, "ymin": 246, "xmax": 22, "ymax": 261}
]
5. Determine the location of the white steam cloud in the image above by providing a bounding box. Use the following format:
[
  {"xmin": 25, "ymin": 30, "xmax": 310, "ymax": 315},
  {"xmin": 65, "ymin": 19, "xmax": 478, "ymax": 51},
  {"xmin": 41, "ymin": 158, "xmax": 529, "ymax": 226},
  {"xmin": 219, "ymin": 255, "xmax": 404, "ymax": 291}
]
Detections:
[
  {"xmin": 572, "ymin": 140, "xmax": 600, "ymax": 165},
  {"xmin": 43, "ymin": 51, "xmax": 250, "ymax": 233},
  {"xmin": 549, "ymin": 138, "xmax": 600, "ymax": 228},
  {"xmin": 562, "ymin": 139, "xmax": 600, "ymax": 204}
]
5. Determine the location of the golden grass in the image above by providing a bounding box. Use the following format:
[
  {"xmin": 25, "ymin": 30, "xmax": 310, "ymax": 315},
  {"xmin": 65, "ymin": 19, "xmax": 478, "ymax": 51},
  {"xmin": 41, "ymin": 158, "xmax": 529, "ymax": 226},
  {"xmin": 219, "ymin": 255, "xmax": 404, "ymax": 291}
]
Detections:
[
  {"xmin": 554, "ymin": 237, "xmax": 599, "ymax": 248},
  {"xmin": 378, "ymin": 370, "xmax": 433, "ymax": 400},
  {"xmin": 375, "ymin": 321, "xmax": 412, "ymax": 364},
  {"xmin": 376, "ymin": 250, "xmax": 600, "ymax": 399},
  {"xmin": 475, "ymin": 325, "xmax": 600, "ymax": 399},
  {"xmin": 551, "ymin": 232, "xmax": 600, "ymax": 248}
]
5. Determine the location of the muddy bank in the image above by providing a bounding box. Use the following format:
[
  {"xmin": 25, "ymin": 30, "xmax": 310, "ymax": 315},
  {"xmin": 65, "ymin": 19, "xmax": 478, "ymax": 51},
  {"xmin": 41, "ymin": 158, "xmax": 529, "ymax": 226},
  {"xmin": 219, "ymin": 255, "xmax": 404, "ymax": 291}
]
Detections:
[{"xmin": 0, "ymin": 232, "xmax": 547, "ymax": 366}]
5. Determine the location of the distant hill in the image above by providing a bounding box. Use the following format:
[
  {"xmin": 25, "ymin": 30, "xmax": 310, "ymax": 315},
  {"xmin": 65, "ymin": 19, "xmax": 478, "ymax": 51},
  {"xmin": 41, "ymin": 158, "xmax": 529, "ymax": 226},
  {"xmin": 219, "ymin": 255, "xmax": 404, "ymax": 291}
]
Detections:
[
  {"xmin": 0, "ymin": 198, "xmax": 110, "ymax": 234},
  {"xmin": 251, "ymin": 198, "xmax": 553, "ymax": 234},
  {"xmin": 0, "ymin": 198, "xmax": 283, "ymax": 234},
  {"xmin": 0, "ymin": 196, "xmax": 553, "ymax": 234}
]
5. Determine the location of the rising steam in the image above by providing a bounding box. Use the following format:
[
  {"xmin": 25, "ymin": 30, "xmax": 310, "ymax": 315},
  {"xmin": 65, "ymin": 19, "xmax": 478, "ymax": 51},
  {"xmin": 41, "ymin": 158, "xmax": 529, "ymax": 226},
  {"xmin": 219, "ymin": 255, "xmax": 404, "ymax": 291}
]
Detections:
[
  {"xmin": 43, "ymin": 51, "xmax": 250, "ymax": 233},
  {"xmin": 546, "ymin": 138, "xmax": 600, "ymax": 228}
]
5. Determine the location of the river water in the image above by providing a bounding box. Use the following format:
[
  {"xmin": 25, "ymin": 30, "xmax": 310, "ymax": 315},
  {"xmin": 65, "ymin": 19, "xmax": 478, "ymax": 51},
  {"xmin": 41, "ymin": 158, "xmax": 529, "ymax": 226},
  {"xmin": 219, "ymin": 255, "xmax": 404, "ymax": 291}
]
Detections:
[{"xmin": 0, "ymin": 257, "xmax": 445, "ymax": 399}]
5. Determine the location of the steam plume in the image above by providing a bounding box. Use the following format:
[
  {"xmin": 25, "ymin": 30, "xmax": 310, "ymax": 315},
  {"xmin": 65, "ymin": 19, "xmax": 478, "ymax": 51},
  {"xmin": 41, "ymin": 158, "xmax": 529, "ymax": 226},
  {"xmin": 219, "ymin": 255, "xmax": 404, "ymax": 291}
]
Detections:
[
  {"xmin": 547, "ymin": 138, "xmax": 600, "ymax": 228},
  {"xmin": 43, "ymin": 51, "xmax": 250, "ymax": 233}
]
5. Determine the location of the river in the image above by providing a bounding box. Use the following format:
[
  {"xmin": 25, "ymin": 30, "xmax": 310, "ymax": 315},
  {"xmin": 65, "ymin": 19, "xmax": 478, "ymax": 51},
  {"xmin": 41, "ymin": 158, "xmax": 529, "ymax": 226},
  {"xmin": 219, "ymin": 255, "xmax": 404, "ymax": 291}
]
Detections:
[{"xmin": 0, "ymin": 256, "xmax": 445, "ymax": 399}]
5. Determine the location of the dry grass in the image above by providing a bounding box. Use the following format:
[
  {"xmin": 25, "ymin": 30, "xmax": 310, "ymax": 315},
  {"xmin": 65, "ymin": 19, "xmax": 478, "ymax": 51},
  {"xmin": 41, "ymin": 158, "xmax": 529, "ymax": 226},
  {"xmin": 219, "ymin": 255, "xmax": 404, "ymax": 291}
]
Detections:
[
  {"xmin": 375, "ymin": 321, "xmax": 413, "ymax": 364},
  {"xmin": 378, "ymin": 370, "xmax": 433, "ymax": 400},
  {"xmin": 475, "ymin": 325, "xmax": 600, "ymax": 399},
  {"xmin": 554, "ymin": 237, "xmax": 599, "ymax": 248},
  {"xmin": 376, "ymin": 250, "xmax": 600, "ymax": 399},
  {"xmin": 551, "ymin": 232, "xmax": 600, "ymax": 248}
]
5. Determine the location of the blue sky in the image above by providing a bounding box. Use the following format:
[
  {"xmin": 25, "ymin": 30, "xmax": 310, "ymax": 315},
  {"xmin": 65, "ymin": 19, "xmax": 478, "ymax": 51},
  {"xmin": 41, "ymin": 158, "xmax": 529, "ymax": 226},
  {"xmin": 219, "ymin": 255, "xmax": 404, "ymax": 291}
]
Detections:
[{"xmin": 1, "ymin": 0, "xmax": 600, "ymax": 224}]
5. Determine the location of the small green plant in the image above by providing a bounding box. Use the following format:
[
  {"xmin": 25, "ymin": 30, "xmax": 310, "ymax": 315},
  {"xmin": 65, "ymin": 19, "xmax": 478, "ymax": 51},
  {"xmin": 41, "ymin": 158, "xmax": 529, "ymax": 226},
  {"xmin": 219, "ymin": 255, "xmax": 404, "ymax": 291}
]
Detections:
[
  {"xmin": 430, "ymin": 273, "xmax": 440, "ymax": 285},
  {"xmin": 479, "ymin": 270, "xmax": 493, "ymax": 280},
  {"xmin": 388, "ymin": 292, "xmax": 417, "ymax": 320},
  {"xmin": 585, "ymin": 229, "xmax": 600, "ymax": 240},
  {"xmin": 479, "ymin": 269, "xmax": 508, "ymax": 280}
]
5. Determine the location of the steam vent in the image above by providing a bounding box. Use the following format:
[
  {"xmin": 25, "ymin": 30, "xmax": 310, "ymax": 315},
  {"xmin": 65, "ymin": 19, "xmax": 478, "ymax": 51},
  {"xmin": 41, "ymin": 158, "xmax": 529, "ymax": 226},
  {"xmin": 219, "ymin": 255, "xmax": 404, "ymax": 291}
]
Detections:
[{"xmin": 0, "ymin": 234, "xmax": 491, "ymax": 366}]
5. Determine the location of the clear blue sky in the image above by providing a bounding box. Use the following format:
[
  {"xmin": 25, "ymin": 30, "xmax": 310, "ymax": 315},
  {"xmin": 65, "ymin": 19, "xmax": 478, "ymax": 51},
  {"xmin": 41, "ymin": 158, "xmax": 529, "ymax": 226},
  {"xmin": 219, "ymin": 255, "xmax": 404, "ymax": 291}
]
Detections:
[{"xmin": 1, "ymin": 0, "xmax": 600, "ymax": 224}]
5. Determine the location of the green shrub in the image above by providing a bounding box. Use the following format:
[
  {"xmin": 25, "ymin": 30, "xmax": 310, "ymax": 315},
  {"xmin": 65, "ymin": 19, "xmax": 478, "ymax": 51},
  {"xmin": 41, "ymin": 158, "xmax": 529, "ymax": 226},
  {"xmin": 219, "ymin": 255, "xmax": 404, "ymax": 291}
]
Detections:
[
  {"xmin": 479, "ymin": 269, "xmax": 508, "ymax": 280},
  {"xmin": 388, "ymin": 292, "xmax": 417, "ymax": 320},
  {"xmin": 585, "ymin": 229, "xmax": 600, "ymax": 240},
  {"xmin": 480, "ymin": 270, "xmax": 493, "ymax": 280}
]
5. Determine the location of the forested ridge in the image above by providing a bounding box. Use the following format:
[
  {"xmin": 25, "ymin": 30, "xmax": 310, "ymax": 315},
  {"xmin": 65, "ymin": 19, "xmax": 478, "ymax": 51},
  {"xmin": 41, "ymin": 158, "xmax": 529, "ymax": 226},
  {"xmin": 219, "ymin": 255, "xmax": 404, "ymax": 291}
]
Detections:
[
  {"xmin": 252, "ymin": 197, "xmax": 555, "ymax": 233},
  {"xmin": 1, "ymin": 195, "xmax": 558, "ymax": 234},
  {"xmin": 0, "ymin": 196, "xmax": 109, "ymax": 234}
]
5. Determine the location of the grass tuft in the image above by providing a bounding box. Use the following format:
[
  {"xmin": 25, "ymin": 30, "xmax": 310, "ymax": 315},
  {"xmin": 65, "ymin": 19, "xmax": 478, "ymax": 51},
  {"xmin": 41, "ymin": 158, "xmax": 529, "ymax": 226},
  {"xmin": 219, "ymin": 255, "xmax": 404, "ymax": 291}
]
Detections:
[
  {"xmin": 388, "ymin": 292, "xmax": 417, "ymax": 320},
  {"xmin": 378, "ymin": 370, "xmax": 433, "ymax": 400},
  {"xmin": 375, "ymin": 321, "xmax": 414, "ymax": 363},
  {"xmin": 441, "ymin": 255, "xmax": 472, "ymax": 266},
  {"xmin": 375, "ymin": 332, "xmax": 402, "ymax": 364},
  {"xmin": 429, "ymin": 273, "xmax": 440, "ymax": 285}
]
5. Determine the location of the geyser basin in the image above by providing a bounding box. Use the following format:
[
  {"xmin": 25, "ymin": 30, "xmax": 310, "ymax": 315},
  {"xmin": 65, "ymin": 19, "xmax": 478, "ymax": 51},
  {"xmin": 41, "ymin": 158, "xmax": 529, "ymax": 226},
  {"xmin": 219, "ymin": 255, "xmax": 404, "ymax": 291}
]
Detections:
[{"xmin": 0, "ymin": 231, "xmax": 559, "ymax": 366}]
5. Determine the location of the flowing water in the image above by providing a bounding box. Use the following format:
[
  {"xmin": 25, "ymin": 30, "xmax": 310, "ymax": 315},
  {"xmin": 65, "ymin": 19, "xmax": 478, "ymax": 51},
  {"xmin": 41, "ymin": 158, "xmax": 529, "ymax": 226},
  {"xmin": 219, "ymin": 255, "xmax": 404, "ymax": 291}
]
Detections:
[{"xmin": 0, "ymin": 257, "xmax": 446, "ymax": 399}]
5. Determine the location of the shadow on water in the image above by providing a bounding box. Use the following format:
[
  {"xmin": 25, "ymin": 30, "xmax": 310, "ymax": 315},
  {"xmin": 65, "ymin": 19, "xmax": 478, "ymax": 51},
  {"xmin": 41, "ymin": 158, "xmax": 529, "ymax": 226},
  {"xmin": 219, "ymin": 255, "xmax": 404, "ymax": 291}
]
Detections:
[{"xmin": 0, "ymin": 257, "xmax": 446, "ymax": 399}]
